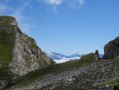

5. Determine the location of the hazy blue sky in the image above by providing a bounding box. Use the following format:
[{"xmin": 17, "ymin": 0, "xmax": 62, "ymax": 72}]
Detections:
[{"xmin": 0, "ymin": 0, "xmax": 119, "ymax": 55}]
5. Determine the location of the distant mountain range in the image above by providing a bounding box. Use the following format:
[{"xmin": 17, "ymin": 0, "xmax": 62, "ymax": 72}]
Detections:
[
  {"xmin": 45, "ymin": 52, "xmax": 85, "ymax": 63},
  {"xmin": 46, "ymin": 52, "xmax": 104, "ymax": 63}
]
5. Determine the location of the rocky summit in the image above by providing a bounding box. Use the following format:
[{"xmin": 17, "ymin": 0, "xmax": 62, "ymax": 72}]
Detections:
[
  {"xmin": 0, "ymin": 16, "xmax": 54, "ymax": 89},
  {"xmin": 103, "ymin": 36, "xmax": 119, "ymax": 59}
]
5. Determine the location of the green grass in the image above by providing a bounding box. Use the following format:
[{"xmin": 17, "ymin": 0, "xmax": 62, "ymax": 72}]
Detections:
[
  {"xmin": 0, "ymin": 67, "xmax": 15, "ymax": 80},
  {"xmin": 16, "ymin": 53, "xmax": 119, "ymax": 89},
  {"xmin": 15, "ymin": 53, "xmax": 97, "ymax": 88},
  {"xmin": 5, "ymin": 50, "xmax": 119, "ymax": 90},
  {"xmin": 94, "ymin": 78, "xmax": 119, "ymax": 89},
  {"xmin": 55, "ymin": 53, "xmax": 96, "ymax": 71},
  {"xmin": 0, "ymin": 16, "xmax": 15, "ymax": 25},
  {"xmin": 25, "ymin": 35, "xmax": 39, "ymax": 50},
  {"xmin": 0, "ymin": 26, "xmax": 16, "ymax": 67},
  {"xmin": 0, "ymin": 22, "xmax": 16, "ymax": 80},
  {"xmin": 92, "ymin": 57, "xmax": 119, "ymax": 89}
]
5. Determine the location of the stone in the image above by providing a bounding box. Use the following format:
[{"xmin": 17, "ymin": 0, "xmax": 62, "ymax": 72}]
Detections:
[
  {"xmin": 0, "ymin": 16, "xmax": 54, "ymax": 89},
  {"xmin": 95, "ymin": 50, "xmax": 99, "ymax": 60},
  {"xmin": 103, "ymin": 36, "xmax": 119, "ymax": 59}
]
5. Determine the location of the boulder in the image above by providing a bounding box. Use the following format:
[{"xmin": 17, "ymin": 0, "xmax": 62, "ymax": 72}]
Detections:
[{"xmin": 103, "ymin": 36, "xmax": 119, "ymax": 59}]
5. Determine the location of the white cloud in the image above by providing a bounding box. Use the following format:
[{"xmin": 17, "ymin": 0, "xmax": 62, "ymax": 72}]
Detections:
[
  {"xmin": 0, "ymin": 0, "xmax": 14, "ymax": 15},
  {"xmin": 39, "ymin": 0, "xmax": 64, "ymax": 12},
  {"xmin": 11, "ymin": 1, "xmax": 30, "ymax": 21},
  {"xmin": 0, "ymin": 4, "xmax": 8, "ymax": 14},
  {"xmin": 54, "ymin": 58, "xmax": 70, "ymax": 63},
  {"xmin": 67, "ymin": 0, "xmax": 85, "ymax": 9},
  {"xmin": 39, "ymin": 0, "xmax": 86, "ymax": 11},
  {"xmin": 79, "ymin": 0, "xmax": 85, "ymax": 6},
  {"xmin": 0, "ymin": 0, "xmax": 35, "ymax": 34},
  {"xmin": 10, "ymin": 1, "xmax": 31, "ymax": 33},
  {"xmin": 40, "ymin": 0, "xmax": 63, "ymax": 5}
]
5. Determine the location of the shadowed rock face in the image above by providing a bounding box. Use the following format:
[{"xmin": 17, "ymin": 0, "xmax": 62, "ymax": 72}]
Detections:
[
  {"xmin": 0, "ymin": 16, "xmax": 53, "ymax": 76},
  {"xmin": 103, "ymin": 36, "xmax": 119, "ymax": 59}
]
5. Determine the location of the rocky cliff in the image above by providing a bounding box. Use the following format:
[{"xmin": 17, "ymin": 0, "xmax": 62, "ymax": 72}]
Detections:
[
  {"xmin": 103, "ymin": 36, "xmax": 119, "ymax": 59},
  {"xmin": 0, "ymin": 16, "xmax": 53, "ymax": 89}
]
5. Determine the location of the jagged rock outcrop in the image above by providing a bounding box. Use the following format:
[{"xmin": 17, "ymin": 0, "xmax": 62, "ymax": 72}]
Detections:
[
  {"xmin": 103, "ymin": 36, "xmax": 119, "ymax": 59},
  {"xmin": 94, "ymin": 50, "xmax": 99, "ymax": 60},
  {"xmin": 0, "ymin": 16, "xmax": 54, "ymax": 89}
]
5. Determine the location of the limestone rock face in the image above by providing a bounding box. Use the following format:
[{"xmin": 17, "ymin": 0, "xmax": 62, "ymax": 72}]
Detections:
[
  {"xmin": 10, "ymin": 30, "xmax": 51, "ymax": 76},
  {"xmin": 0, "ymin": 16, "xmax": 52, "ymax": 77},
  {"xmin": 103, "ymin": 36, "xmax": 119, "ymax": 59}
]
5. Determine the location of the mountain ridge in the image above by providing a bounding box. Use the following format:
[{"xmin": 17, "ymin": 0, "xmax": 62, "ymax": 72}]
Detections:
[
  {"xmin": 45, "ymin": 52, "xmax": 84, "ymax": 63},
  {"xmin": 46, "ymin": 52, "xmax": 103, "ymax": 63}
]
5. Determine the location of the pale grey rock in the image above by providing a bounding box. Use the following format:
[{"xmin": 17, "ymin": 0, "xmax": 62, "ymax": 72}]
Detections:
[
  {"xmin": 8, "ymin": 19, "xmax": 52, "ymax": 76},
  {"xmin": 0, "ymin": 16, "xmax": 53, "ymax": 89}
]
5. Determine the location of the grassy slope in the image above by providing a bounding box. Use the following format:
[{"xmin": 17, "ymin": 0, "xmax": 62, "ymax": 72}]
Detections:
[
  {"xmin": 15, "ymin": 53, "xmax": 97, "ymax": 87},
  {"xmin": 95, "ymin": 57, "xmax": 119, "ymax": 89},
  {"xmin": 0, "ymin": 16, "xmax": 16, "ymax": 80},
  {"xmin": 14, "ymin": 53, "xmax": 119, "ymax": 89}
]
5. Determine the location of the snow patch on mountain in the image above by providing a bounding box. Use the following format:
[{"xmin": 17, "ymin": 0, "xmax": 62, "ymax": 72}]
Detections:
[
  {"xmin": 54, "ymin": 58, "xmax": 70, "ymax": 63},
  {"xmin": 46, "ymin": 52, "xmax": 104, "ymax": 63},
  {"xmin": 45, "ymin": 52, "xmax": 84, "ymax": 63}
]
